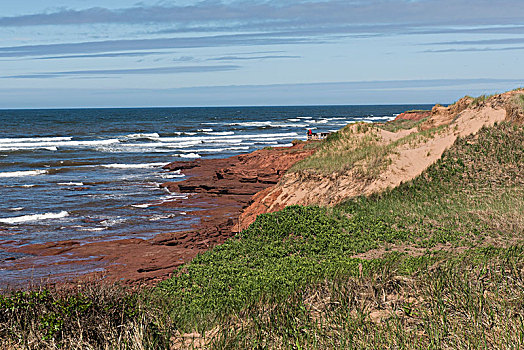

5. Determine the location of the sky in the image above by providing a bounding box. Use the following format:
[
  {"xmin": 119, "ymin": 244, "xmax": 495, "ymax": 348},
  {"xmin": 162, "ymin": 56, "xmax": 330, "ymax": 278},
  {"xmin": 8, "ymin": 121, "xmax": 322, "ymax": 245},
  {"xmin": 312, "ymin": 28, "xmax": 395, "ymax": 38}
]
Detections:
[{"xmin": 1, "ymin": 0, "xmax": 523, "ymax": 108}]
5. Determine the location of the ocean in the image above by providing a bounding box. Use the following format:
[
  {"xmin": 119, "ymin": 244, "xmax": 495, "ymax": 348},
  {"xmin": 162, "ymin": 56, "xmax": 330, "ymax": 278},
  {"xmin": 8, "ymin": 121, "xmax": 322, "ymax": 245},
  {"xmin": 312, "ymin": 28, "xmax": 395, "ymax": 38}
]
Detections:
[{"xmin": 0, "ymin": 105, "xmax": 431, "ymax": 284}]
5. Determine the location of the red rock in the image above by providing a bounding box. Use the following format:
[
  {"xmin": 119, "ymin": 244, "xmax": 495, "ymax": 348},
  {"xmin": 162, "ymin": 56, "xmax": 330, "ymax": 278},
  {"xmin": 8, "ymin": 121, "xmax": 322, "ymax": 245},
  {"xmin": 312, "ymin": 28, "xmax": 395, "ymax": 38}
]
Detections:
[{"xmin": 393, "ymin": 110, "xmax": 431, "ymax": 121}]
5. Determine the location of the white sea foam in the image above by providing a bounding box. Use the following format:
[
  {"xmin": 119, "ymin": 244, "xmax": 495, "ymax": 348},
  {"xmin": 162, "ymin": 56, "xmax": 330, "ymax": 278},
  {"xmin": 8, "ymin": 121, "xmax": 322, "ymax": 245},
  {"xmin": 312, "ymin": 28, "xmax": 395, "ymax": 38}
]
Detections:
[
  {"xmin": 205, "ymin": 131, "xmax": 234, "ymax": 136},
  {"xmin": 0, "ymin": 146, "xmax": 58, "ymax": 151},
  {"xmin": 122, "ymin": 133, "xmax": 160, "ymax": 140},
  {"xmin": 100, "ymin": 217, "xmax": 127, "ymax": 226},
  {"xmin": 0, "ymin": 139, "xmax": 120, "ymax": 148},
  {"xmin": 160, "ymin": 173, "xmax": 186, "ymax": 179},
  {"xmin": 227, "ymin": 146, "xmax": 251, "ymax": 150},
  {"xmin": 116, "ymin": 141, "xmax": 202, "ymax": 149},
  {"xmin": 154, "ymin": 132, "xmax": 298, "ymax": 145},
  {"xmin": 9, "ymin": 207, "xmax": 24, "ymax": 211},
  {"xmin": 160, "ymin": 194, "xmax": 188, "ymax": 202},
  {"xmin": 198, "ymin": 128, "xmax": 213, "ymax": 132},
  {"xmin": 361, "ymin": 116, "xmax": 392, "ymax": 121},
  {"xmin": 149, "ymin": 214, "xmax": 177, "ymax": 221},
  {"xmin": 132, "ymin": 203, "xmax": 153, "ymax": 209},
  {"xmin": 163, "ymin": 141, "xmax": 204, "ymax": 148},
  {"xmin": 57, "ymin": 182, "xmax": 84, "ymax": 186},
  {"xmin": 271, "ymin": 123, "xmax": 309, "ymax": 128},
  {"xmin": 76, "ymin": 227, "xmax": 107, "ymax": 232},
  {"xmin": 0, "ymin": 137, "xmax": 72, "ymax": 143},
  {"xmin": 227, "ymin": 121, "xmax": 272, "ymax": 127},
  {"xmin": 0, "ymin": 139, "xmax": 120, "ymax": 150},
  {"xmin": 0, "ymin": 211, "xmax": 69, "ymax": 224},
  {"xmin": 174, "ymin": 153, "xmax": 200, "ymax": 158},
  {"xmin": 0, "ymin": 169, "xmax": 47, "ymax": 178},
  {"xmin": 101, "ymin": 162, "xmax": 166, "ymax": 169}
]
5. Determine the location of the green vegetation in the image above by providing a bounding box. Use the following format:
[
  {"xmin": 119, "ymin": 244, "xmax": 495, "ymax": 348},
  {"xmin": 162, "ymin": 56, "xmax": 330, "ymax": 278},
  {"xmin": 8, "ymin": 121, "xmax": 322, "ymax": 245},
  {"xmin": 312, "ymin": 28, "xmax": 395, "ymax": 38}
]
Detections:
[
  {"xmin": 468, "ymin": 94, "xmax": 495, "ymax": 108},
  {"xmin": 0, "ymin": 284, "xmax": 170, "ymax": 349},
  {"xmin": 376, "ymin": 115, "xmax": 429, "ymax": 133},
  {"xmin": 340, "ymin": 122, "xmax": 524, "ymax": 248},
  {"xmin": 514, "ymin": 93, "xmax": 524, "ymax": 111},
  {"xmin": 404, "ymin": 109, "xmax": 430, "ymax": 113},
  {"xmin": 288, "ymin": 123, "xmax": 393, "ymax": 177},
  {"xmin": 210, "ymin": 247, "xmax": 524, "ymax": 349},
  {"xmin": 1, "ymin": 122, "xmax": 523, "ymax": 348}
]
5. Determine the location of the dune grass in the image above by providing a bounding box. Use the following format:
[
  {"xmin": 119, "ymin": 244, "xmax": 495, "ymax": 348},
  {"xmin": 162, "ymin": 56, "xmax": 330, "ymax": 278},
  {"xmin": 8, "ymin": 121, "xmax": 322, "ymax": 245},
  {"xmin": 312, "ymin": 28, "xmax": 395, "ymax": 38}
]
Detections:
[
  {"xmin": 289, "ymin": 123, "xmax": 385, "ymax": 175},
  {"xmin": 376, "ymin": 115, "xmax": 429, "ymax": 133},
  {"xmin": 515, "ymin": 94, "xmax": 524, "ymax": 111},
  {"xmin": 289, "ymin": 120, "xmax": 449, "ymax": 180}
]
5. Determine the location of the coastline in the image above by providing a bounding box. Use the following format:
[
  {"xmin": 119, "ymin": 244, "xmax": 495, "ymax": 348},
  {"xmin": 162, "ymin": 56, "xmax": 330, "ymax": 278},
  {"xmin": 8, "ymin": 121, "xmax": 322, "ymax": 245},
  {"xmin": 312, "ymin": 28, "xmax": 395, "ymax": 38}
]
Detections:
[
  {"xmin": 3, "ymin": 142, "xmax": 315, "ymax": 286},
  {"xmin": 6, "ymin": 91, "xmax": 519, "ymax": 287}
]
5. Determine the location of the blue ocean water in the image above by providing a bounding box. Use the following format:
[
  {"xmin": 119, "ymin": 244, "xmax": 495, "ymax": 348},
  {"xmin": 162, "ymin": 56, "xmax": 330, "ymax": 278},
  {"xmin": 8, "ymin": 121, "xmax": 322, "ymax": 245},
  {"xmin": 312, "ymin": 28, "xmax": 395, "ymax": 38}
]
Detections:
[{"xmin": 0, "ymin": 105, "xmax": 431, "ymax": 283}]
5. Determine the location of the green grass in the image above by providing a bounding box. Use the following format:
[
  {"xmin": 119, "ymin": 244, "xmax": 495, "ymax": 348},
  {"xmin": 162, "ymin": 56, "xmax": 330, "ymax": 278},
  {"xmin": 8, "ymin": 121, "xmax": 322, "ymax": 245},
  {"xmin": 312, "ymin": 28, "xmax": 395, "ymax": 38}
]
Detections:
[
  {"xmin": 288, "ymin": 123, "xmax": 391, "ymax": 177},
  {"xmin": 288, "ymin": 122, "xmax": 403, "ymax": 179},
  {"xmin": 1, "ymin": 122, "xmax": 523, "ymax": 349},
  {"xmin": 377, "ymin": 115, "xmax": 429, "ymax": 133}
]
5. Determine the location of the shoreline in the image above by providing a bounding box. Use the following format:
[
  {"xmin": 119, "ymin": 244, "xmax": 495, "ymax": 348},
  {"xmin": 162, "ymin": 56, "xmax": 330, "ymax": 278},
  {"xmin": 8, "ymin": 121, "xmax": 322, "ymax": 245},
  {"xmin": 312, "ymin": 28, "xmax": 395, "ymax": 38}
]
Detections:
[{"xmin": 2, "ymin": 142, "xmax": 315, "ymax": 286}]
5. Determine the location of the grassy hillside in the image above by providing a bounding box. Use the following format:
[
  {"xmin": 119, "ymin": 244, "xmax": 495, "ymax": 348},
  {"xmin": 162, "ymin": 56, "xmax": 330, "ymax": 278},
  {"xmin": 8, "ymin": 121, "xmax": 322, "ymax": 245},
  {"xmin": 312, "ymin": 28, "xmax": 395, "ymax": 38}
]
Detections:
[
  {"xmin": 1, "ymin": 122, "xmax": 522, "ymax": 349},
  {"xmin": 155, "ymin": 122, "xmax": 523, "ymax": 343}
]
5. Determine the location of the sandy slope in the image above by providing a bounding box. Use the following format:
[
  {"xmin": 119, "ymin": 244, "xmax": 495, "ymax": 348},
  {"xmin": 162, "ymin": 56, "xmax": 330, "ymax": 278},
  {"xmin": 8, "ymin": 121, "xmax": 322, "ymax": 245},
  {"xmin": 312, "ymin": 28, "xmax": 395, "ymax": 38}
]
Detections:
[{"xmin": 240, "ymin": 91, "xmax": 523, "ymax": 230}]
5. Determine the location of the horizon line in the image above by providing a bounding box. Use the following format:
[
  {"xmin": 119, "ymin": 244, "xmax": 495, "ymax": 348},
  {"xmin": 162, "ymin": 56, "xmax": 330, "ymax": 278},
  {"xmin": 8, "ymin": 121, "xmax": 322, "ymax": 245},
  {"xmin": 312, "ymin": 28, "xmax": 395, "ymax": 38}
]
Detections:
[{"xmin": 0, "ymin": 102, "xmax": 440, "ymax": 111}]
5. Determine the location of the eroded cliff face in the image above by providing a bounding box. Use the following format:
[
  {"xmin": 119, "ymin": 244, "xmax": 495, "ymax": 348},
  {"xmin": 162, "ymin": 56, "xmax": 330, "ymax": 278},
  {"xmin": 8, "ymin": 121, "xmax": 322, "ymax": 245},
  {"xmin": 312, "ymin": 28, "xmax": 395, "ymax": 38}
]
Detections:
[{"xmin": 240, "ymin": 91, "xmax": 524, "ymax": 230}]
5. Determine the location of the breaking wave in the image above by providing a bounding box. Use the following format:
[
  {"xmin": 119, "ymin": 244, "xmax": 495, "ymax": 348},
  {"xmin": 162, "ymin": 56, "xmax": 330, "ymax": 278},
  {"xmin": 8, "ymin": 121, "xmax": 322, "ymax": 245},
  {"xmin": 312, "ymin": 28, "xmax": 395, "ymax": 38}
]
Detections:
[{"xmin": 0, "ymin": 211, "xmax": 69, "ymax": 224}]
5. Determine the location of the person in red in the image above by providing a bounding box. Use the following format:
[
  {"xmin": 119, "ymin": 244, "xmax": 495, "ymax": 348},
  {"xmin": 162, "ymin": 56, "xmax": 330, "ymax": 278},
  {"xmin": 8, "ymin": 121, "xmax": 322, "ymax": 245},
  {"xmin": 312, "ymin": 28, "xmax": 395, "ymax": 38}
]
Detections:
[{"xmin": 307, "ymin": 129, "xmax": 312, "ymax": 138}]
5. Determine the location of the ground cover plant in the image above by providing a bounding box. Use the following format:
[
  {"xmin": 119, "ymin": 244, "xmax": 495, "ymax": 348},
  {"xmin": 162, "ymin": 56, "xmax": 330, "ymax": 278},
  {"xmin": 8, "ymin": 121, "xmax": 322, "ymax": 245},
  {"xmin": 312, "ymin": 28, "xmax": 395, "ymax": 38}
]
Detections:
[{"xmin": 1, "ymin": 121, "xmax": 522, "ymax": 349}]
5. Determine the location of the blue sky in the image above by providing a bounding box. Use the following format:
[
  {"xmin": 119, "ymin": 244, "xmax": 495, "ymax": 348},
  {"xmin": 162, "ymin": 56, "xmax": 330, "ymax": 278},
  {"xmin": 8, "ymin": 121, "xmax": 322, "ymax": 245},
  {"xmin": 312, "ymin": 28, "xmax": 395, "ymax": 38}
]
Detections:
[{"xmin": 1, "ymin": 0, "xmax": 523, "ymax": 108}]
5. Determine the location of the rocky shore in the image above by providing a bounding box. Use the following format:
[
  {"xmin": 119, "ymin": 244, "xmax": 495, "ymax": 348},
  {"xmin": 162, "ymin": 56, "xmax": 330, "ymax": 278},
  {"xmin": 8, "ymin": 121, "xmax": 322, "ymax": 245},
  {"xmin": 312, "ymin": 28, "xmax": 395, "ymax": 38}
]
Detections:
[{"xmin": 5, "ymin": 143, "xmax": 315, "ymax": 285}]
